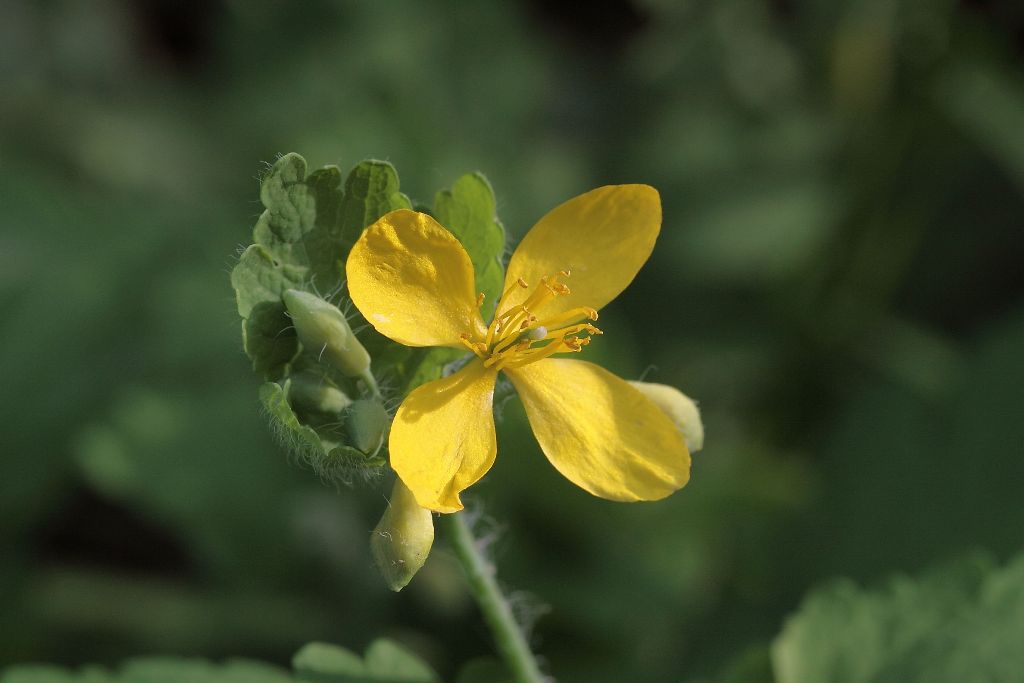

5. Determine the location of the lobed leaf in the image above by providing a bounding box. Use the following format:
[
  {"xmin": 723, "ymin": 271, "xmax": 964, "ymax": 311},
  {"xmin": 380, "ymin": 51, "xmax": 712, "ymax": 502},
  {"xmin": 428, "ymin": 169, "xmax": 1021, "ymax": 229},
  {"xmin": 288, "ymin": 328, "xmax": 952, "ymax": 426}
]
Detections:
[
  {"xmin": 772, "ymin": 553, "xmax": 1024, "ymax": 683},
  {"xmin": 433, "ymin": 173, "xmax": 506, "ymax": 318},
  {"xmin": 293, "ymin": 639, "xmax": 438, "ymax": 683},
  {"xmin": 339, "ymin": 161, "xmax": 413, "ymax": 252}
]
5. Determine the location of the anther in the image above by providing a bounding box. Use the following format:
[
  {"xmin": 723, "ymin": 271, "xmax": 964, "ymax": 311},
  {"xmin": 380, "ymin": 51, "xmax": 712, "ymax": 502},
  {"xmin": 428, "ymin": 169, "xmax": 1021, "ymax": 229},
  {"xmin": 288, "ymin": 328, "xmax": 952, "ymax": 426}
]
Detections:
[
  {"xmin": 517, "ymin": 277, "xmax": 528, "ymax": 288},
  {"xmin": 476, "ymin": 292, "xmax": 485, "ymax": 307}
]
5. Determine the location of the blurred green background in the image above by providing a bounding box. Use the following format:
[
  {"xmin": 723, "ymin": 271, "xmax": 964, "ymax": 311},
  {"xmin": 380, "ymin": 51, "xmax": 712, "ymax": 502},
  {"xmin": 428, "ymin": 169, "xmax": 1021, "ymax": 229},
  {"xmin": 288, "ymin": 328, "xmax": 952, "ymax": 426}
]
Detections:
[{"xmin": 2, "ymin": 0, "xmax": 1023, "ymax": 681}]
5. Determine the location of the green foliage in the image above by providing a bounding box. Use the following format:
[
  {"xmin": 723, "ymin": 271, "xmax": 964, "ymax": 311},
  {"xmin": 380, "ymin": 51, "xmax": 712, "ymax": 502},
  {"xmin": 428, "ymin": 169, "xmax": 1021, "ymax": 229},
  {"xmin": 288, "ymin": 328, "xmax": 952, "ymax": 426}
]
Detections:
[
  {"xmin": 0, "ymin": 640, "xmax": 436, "ymax": 683},
  {"xmin": 433, "ymin": 173, "xmax": 507, "ymax": 317},
  {"xmin": 232, "ymin": 155, "xmax": 344, "ymax": 320},
  {"xmin": 293, "ymin": 640, "xmax": 438, "ymax": 682},
  {"xmin": 232, "ymin": 156, "xmax": 510, "ymax": 486},
  {"xmin": 230, "ymin": 154, "xmax": 421, "ymax": 481},
  {"xmin": 260, "ymin": 382, "xmax": 383, "ymax": 483},
  {"xmin": 772, "ymin": 554, "xmax": 1024, "ymax": 683},
  {"xmin": 0, "ymin": 659, "xmax": 292, "ymax": 683}
]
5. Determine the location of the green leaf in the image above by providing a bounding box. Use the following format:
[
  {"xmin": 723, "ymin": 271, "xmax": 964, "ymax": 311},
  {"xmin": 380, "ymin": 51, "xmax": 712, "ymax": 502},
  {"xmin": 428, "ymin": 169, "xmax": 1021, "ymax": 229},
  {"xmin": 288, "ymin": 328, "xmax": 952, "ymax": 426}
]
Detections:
[
  {"xmin": 232, "ymin": 154, "xmax": 346, "ymax": 321},
  {"xmin": 243, "ymin": 301, "xmax": 299, "ymax": 379},
  {"xmin": 433, "ymin": 173, "xmax": 506, "ymax": 317},
  {"xmin": 772, "ymin": 553, "xmax": 1024, "ymax": 683},
  {"xmin": 292, "ymin": 643, "xmax": 365, "ymax": 683},
  {"xmin": 259, "ymin": 382, "xmax": 383, "ymax": 483},
  {"xmin": 293, "ymin": 639, "xmax": 438, "ymax": 683},
  {"xmin": 363, "ymin": 640, "xmax": 438, "ymax": 682},
  {"xmin": 339, "ymin": 161, "xmax": 413, "ymax": 252}
]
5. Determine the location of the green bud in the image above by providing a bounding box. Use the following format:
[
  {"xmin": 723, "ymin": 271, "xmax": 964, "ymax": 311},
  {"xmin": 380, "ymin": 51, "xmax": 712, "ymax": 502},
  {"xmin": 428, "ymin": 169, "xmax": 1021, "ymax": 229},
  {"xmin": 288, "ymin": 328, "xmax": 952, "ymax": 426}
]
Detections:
[
  {"xmin": 629, "ymin": 381, "xmax": 704, "ymax": 453},
  {"xmin": 282, "ymin": 289, "xmax": 371, "ymax": 377},
  {"xmin": 287, "ymin": 374, "xmax": 352, "ymax": 415},
  {"xmin": 371, "ymin": 478, "xmax": 434, "ymax": 591},
  {"xmin": 346, "ymin": 398, "xmax": 389, "ymax": 456}
]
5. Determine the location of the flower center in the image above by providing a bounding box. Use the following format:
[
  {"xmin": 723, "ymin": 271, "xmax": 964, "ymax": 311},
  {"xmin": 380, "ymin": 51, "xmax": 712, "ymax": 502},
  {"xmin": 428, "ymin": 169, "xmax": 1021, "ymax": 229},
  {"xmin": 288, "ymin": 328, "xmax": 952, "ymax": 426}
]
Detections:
[{"xmin": 460, "ymin": 270, "xmax": 601, "ymax": 371}]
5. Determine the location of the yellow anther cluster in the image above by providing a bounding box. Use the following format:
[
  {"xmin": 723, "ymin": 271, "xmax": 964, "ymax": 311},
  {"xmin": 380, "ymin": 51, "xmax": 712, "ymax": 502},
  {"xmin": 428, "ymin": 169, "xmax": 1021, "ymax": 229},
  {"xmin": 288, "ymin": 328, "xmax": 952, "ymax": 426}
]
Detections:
[{"xmin": 459, "ymin": 271, "xmax": 602, "ymax": 371}]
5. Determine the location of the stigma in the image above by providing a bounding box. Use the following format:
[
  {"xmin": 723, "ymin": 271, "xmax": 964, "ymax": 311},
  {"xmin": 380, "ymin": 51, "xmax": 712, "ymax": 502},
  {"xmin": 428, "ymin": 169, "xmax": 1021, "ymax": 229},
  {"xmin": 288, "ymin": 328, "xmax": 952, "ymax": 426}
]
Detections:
[{"xmin": 459, "ymin": 270, "xmax": 601, "ymax": 371}]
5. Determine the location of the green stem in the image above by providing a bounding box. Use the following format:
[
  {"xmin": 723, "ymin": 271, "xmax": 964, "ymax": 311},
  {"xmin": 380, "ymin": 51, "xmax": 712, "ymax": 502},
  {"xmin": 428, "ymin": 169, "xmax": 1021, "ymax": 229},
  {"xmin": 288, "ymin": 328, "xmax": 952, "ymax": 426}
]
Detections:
[
  {"xmin": 441, "ymin": 512, "xmax": 546, "ymax": 683},
  {"xmin": 360, "ymin": 367, "xmax": 382, "ymax": 399}
]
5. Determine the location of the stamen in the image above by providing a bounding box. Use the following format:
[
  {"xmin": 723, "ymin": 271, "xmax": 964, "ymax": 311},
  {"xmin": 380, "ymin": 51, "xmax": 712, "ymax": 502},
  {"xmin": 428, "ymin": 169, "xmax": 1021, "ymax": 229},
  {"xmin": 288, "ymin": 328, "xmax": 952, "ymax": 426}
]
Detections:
[
  {"xmin": 538, "ymin": 323, "xmax": 601, "ymax": 341},
  {"xmin": 486, "ymin": 279, "xmax": 531, "ymax": 344},
  {"xmin": 500, "ymin": 338, "xmax": 571, "ymax": 369},
  {"xmin": 476, "ymin": 292, "xmax": 485, "ymax": 307},
  {"xmin": 469, "ymin": 269, "xmax": 600, "ymax": 371},
  {"xmin": 458, "ymin": 333, "xmax": 486, "ymax": 358},
  {"xmin": 535, "ymin": 307, "xmax": 598, "ymax": 331}
]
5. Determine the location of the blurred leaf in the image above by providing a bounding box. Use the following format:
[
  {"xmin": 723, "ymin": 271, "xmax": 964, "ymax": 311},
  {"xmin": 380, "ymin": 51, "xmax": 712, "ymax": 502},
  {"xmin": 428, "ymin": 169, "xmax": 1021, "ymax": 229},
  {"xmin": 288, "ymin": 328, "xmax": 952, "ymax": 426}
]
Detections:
[
  {"xmin": 669, "ymin": 181, "xmax": 838, "ymax": 283},
  {"xmin": 1, "ymin": 659, "xmax": 293, "ymax": 683},
  {"xmin": 455, "ymin": 658, "xmax": 513, "ymax": 683},
  {"xmin": 937, "ymin": 61, "xmax": 1024, "ymax": 193},
  {"xmin": 363, "ymin": 640, "xmax": 438, "ymax": 682},
  {"xmin": 772, "ymin": 553, "xmax": 1024, "ymax": 683},
  {"xmin": 433, "ymin": 173, "xmax": 506, "ymax": 316},
  {"xmin": 293, "ymin": 639, "xmax": 438, "ymax": 683}
]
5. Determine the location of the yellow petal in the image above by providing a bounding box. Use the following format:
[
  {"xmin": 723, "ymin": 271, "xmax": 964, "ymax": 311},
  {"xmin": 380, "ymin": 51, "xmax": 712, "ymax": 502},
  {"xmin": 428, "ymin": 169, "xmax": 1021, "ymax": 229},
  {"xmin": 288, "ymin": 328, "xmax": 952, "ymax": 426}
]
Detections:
[
  {"xmin": 503, "ymin": 185, "xmax": 661, "ymax": 318},
  {"xmin": 390, "ymin": 360, "xmax": 498, "ymax": 512},
  {"xmin": 347, "ymin": 209, "xmax": 486, "ymax": 347},
  {"xmin": 507, "ymin": 359, "xmax": 690, "ymax": 502}
]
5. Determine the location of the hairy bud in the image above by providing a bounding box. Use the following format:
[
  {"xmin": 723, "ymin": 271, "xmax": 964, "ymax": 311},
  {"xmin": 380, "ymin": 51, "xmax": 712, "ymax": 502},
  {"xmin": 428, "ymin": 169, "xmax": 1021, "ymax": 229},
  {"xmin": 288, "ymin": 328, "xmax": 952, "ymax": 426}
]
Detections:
[
  {"xmin": 282, "ymin": 289, "xmax": 371, "ymax": 377},
  {"xmin": 371, "ymin": 478, "xmax": 434, "ymax": 591},
  {"xmin": 346, "ymin": 398, "xmax": 389, "ymax": 456},
  {"xmin": 629, "ymin": 381, "xmax": 704, "ymax": 453},
  {"xmin": 287, "ymin": 374, "xmax": 352, "ymax": 415}
]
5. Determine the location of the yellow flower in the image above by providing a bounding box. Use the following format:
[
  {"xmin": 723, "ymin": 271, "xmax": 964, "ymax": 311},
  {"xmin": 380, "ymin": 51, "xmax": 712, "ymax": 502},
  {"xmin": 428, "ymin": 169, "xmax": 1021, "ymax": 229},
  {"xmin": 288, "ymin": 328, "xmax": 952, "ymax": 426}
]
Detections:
[{"xmin": 346, "ymin": 185, "xmax": 691, "ymax": 512}]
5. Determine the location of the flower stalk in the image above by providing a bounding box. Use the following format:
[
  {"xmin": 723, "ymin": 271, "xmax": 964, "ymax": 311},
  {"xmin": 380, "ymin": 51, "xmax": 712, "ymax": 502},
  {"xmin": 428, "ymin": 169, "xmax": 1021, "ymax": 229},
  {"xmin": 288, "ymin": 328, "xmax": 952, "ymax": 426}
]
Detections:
[{"xmin": 440, "ymin": 512, "xmax": 546, "ymax": 683}]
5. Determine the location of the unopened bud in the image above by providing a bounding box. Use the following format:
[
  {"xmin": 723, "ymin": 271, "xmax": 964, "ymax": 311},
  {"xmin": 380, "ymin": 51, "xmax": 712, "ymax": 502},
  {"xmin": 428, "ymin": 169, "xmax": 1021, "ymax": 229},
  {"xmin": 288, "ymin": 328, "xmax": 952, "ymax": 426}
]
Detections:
[
  {"xmin": 629, "ymin": 381, "xmax": 704, "ymax": 453},
  {"xmin": 282, "ymin": 289, "xmax": 371, "ymax": 377},
  {"xmin": 371, "ymin": 478, "xmax": 434, "ymax": 591},
  {"xmin": 346, "ymin": 398, "xmax": 388, "ymax": 456},
  {"xmin": 287, "ymin": 374, "xmax": 352, "ymax": 415}
]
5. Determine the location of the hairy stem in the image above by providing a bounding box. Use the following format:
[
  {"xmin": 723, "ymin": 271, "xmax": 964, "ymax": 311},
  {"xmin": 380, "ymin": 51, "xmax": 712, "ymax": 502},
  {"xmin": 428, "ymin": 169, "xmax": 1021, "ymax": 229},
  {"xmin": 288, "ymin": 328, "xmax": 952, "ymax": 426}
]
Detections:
[{"xmin": 441, "ymin": 512, "xmax": 546, "ymax": 683}]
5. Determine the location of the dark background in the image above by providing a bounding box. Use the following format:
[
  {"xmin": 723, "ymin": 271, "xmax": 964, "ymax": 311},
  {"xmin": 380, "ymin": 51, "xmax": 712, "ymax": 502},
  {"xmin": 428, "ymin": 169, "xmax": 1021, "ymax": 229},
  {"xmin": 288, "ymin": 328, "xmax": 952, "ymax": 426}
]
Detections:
[{"xmin": 1, "ymin": 1, "xmax": 1023, "ymax": 681}]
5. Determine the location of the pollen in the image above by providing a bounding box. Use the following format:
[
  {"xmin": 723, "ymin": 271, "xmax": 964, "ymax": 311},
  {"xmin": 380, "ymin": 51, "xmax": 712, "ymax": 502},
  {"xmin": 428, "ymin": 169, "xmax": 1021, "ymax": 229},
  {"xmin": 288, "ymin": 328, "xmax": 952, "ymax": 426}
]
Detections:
[{"xmin": 466, "ymin": 270, "xmax": 601, "ymax": 370}]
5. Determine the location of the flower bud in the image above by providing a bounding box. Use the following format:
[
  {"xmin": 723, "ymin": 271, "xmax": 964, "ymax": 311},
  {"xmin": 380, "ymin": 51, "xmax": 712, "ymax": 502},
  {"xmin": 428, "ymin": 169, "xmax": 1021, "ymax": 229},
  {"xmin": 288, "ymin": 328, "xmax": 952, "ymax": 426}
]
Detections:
[
  {"xmin": 287, "ymin": 374, "xmax": 352, "ymax": 415},
  {"xmin": 629, "ymin": 381, "xmax": 704, "ymax": 453},
  {"xmin": 371, "ymin": 478, "xmax": 434, "ymax": 591},
  {"xmin": 282, "ymin": 289, "xmax": 371, "ymax": 377},
  {"xmin": 346, "ymin": 398, "xmax": 389, "ymax": 456}
]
